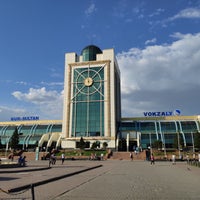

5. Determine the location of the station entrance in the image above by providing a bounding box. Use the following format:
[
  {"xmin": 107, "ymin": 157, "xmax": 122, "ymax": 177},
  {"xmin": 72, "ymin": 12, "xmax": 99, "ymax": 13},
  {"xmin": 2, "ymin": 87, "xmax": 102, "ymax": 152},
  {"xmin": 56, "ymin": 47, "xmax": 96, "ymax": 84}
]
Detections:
[
  {"xmin": 118, "ymin": 139, "xmax": 138, "ymax": 152},
  {"xmin": 129, "ymin": 140, "xmax": 138, "ymax": 152}
]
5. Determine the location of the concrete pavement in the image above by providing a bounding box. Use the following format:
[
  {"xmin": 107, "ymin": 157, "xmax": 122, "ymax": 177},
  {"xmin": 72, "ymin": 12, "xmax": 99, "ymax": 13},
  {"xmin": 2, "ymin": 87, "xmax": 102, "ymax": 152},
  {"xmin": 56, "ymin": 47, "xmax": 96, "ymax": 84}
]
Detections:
[
  {"xmin": 55, "ymin": 160, "xmax": 200, "ymax": 200},
  {"xmin": 1, "ymin": 159, "xmax": 200, "ymax": 200}
]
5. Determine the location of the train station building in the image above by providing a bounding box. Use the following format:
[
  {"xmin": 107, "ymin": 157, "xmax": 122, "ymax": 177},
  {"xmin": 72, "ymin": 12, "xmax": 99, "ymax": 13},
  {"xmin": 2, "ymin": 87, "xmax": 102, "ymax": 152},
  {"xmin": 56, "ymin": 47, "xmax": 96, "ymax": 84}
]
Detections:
[{"xmin": 0, "ymin": 45, "xmax": 200, "ymax": 151}]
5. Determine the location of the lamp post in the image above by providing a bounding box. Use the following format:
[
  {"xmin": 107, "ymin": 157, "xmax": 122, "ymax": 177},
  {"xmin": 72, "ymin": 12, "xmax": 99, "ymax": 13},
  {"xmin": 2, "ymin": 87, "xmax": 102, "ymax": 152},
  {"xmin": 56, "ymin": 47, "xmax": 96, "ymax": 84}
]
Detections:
[
  {"xmin": 191, "ymin": 132, "xmax": 195, "ymax": 153},
  {"xmin": 163, "ymin": 133, "xmax": 167, "ymax": 159},
  {"xmin": 5, "ymin": 136, "xmax": 9, "ymax": 157},
  {"xmin": 149, "ymin": 132, "xmax": 152, "ymax": 154},
  {"xmin": 177, "ymin": 132, "xmax": 181, "ymax": 159}
]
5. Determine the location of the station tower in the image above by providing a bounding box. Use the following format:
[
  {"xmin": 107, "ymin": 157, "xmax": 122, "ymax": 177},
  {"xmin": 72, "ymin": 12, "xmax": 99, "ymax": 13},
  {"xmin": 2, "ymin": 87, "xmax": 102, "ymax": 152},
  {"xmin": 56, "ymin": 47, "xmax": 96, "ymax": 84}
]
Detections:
[{"xmin": 61, "ymin": 45, "xmax": 121, "ymax": 149}]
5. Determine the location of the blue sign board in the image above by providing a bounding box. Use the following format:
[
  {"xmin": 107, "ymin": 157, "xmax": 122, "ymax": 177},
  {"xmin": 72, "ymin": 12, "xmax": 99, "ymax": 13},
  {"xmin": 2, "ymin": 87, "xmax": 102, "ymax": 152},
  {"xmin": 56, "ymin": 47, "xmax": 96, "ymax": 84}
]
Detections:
[
  {"xmin": 143, "ymin": 109, "xmax": 181, "ymax": 117},
  {"xmin": 11, "ymin": 116, "xmax": 39, "ymax": 121}
]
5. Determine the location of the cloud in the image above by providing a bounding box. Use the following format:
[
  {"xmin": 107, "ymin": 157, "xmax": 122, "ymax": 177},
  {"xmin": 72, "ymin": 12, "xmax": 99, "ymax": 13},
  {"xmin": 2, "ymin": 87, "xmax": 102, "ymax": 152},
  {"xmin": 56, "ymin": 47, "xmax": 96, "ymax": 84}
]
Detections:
[
  {"xmin": 154, "ymin": 8, "xmax": 200, "ymax": 28},
  {"xmin": 12, "ymin": 87, "xmax": 59, "ymax": 104},
  {"xmin": 40, "ymin": 81, "xmax": 63, "ymax": 87},
  {"xmin": 145, "ymin": 38, "xmax": 157, "ymax": 45},
  {"xmin": 149, "ymin": 8, "xmax": 165, "ymax": 17},
  {"xmin": 0, "ymin": 106, "xmax": 26, "ymax": 121},
  {"xmin": 49, "ymin": 67, "xmax": 63, "ymax": 78},
  {"xmin": 117, "ymin": 33, "xmax": 200, "ymax": 117},
  {"xmin": 112, "ymin": 0, "xmax": 144, "ymax": 21},
  {"xmin": 82, "ymin": 2, "xmax": 97, "ymax": 30},
  {"xmin": 16, "ymin": 81, "xmax": 28, "ymax": 85},
  {"xmin": 85, "ymin": 3, "xmax": 97, "ymax": 16},
  {"xmin": 12, "ymin": 87, "xmax": 63, "ymax": 119},
  {"xmin": 170, "ymin": 8, "xmax": 200, "ymax": 20}
]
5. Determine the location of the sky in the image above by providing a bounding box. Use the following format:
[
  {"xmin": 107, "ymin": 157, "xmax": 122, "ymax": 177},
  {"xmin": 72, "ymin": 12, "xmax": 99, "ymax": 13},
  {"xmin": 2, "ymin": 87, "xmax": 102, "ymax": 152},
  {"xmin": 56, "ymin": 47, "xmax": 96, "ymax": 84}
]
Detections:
[{"xmin": 0, "ymin": 0, "xmax": 200, "ymax": 121}]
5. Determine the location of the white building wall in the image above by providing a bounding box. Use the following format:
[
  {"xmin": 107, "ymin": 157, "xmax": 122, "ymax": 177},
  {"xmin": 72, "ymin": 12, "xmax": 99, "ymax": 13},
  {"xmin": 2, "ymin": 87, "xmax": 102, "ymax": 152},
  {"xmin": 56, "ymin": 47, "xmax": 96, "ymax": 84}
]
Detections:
[
  {"xmin": 62, "ymin": 53, "xmax": 77, "ymax": 138},
  {"xmin": 101, "ymin": 49, "xmax": 120, "ymax": 139}
]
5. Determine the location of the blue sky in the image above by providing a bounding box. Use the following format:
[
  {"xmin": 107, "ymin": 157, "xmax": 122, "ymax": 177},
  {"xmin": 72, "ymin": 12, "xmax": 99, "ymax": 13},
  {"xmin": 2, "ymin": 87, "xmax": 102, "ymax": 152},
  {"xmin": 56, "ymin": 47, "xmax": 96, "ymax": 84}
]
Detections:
[{"xmin": 0, "ymin": 0, "xmax": 200, "ymax": 121}]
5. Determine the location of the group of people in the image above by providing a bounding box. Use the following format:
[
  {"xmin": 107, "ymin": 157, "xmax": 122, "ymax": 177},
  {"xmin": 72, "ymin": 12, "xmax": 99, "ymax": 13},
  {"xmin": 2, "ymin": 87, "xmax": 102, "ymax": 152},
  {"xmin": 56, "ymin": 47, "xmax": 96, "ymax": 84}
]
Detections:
[
  {"xmin": 18, "ymin": 155, "xmax": 26, "ymax": 166},
  {"xmin": 131, "ymin": 150, "xmax": 200, "ymax": 165},
  {"xmin": 89, "ymin": 153, "xmax": 104, "ymax": 160},
  {"xmin": 49, "ymin": 153, "xmax": 65, "ymax": 165},
  {"xmin": 50, "ymin": 153, "xmax": 57, "ymax": 165},
  {"xmin": 130, "ymin": 151, "xmax": 155, "ymax": 164}
]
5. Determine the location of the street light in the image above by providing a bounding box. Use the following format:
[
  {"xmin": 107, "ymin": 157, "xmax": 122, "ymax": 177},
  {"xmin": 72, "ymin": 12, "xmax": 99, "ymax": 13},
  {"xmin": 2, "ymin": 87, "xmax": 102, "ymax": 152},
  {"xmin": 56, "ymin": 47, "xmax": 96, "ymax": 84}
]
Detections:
[
  {"xmin": 177, "ymin": 132, "xmax": 181, "ymax": 159},
  {"xmin": 162, "ymin": 132, "xmax": 167, "ymax": 158},
  {"xmin": 5, "ymin": 136, "xmax": 10, "ymax": 157},
  {"xmin": 191, "ymin": 132, "xmax": 195, "ymax": 153},
  {"xmin": 149, "ymin": 132, "xmax": 152, "ymax": 154}
]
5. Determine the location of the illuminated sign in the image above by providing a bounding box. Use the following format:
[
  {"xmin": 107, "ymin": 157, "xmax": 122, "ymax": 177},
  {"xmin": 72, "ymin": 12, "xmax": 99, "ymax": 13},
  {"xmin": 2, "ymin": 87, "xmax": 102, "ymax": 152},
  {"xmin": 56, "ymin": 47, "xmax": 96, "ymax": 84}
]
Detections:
[
  {"xmin": 143, "ymin": 109, "xmax": 181, "ymax": 117},
  {"xmin": 11, "ymin": 116, "xmax": 39, "ymax": 121}
]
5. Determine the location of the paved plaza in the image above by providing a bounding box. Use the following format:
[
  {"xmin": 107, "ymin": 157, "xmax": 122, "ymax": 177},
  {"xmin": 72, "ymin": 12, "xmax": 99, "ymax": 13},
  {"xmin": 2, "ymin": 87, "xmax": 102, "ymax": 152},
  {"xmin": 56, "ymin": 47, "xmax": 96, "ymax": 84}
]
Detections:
[{"xmin": 0, "ymin": 159, "xmax": 200, "ymax": 200}]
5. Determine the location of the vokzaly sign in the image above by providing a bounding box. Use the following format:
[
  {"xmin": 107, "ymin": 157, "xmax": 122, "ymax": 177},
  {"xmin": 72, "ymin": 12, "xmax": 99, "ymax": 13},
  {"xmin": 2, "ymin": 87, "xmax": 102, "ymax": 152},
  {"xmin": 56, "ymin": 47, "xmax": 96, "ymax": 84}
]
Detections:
[{"xmin": 143, "ymin": 109, "xmax": 181, "ymax": 117}]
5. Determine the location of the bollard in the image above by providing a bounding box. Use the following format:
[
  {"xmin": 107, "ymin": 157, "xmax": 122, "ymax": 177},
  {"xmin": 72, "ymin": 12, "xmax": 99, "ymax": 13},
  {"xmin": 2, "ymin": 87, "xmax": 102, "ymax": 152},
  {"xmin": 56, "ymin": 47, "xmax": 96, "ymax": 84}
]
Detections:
[{"xmin": 31, "ymin": 184, "xmax": 35, "ymax": 200}]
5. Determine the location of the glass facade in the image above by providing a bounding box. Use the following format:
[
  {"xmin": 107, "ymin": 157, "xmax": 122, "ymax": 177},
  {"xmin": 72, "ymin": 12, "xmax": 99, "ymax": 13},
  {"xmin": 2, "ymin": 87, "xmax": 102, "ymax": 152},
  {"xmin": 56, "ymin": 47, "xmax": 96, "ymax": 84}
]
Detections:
[
  {"xmin": 81, "ymin": 45, "xmax": 102, "ymax": 61},
  {"xmin": 0, "ymin": 118, "xmax": 200, "ymax": 150},
  {"xmin": 0, "ymin": 126, "xmax": 16, "ymax": 145},
  {"xmin": 160, "ymin": 121, "xmax": 177, "ymax": 133},
  {"xmin": 139, "ymin": 122, "xmax": 156, "ymax": 133},
  {"xmin": 180, "ymin": 121, "xmax": 197, "ymax": 132},
  {"xmin": 71, "ymin": 65, "xmax": 105, "ymax": 137},
  {"xmin": 119, "ymin": 119, "xmax": 200, "ymax": 149},
  {"xmin": 119, "ymin": 122, "xmax": 137, "ymax": 131},
  {"xmin": 0, "ymin": 122, "xmax": 62, "ymax": 148},
  {"xmin": 141, "ymin": 133, "xmax": 157, "ymax": 148}
]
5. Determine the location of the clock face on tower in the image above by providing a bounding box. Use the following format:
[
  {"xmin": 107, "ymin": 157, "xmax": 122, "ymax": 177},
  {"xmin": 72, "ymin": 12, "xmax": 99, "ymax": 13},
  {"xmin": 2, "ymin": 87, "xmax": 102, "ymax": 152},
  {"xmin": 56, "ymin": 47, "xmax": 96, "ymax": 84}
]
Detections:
[
  {"xmin": 84, "ymin": 77, "xmax": 93, "ymax": 86},
  {"xmin": 73, "ymin": 65, "xmax": 105, "ymax": 96}
]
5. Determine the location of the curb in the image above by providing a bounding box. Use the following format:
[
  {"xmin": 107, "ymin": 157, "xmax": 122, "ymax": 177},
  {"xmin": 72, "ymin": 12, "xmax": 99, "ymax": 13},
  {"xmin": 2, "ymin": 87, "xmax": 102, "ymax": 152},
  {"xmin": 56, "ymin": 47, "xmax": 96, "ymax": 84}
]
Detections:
[
  {"xmin": 8, "ymin": 164, "xmax": 103, "ymax": 193},
  {"xmin": 0, "ymin": 166, "xmax": 50, "ymax": 173}
]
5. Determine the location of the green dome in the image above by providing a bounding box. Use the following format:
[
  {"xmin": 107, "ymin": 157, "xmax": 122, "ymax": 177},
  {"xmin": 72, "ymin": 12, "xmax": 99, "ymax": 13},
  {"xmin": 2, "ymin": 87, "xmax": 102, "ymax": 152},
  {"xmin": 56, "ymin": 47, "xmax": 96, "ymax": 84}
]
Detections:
[{"xmin": 81, "ymin": 45, "xmax": 102, "ymax": 61}]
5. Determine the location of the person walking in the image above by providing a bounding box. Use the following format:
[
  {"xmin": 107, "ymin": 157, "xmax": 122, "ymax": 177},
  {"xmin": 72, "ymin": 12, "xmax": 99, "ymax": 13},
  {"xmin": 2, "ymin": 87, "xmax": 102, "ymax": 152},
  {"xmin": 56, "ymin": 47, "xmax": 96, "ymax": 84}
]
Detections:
[
  {"xmin": 50, "ymin": 153, "xmax": 56, "ymax": 165},
  {"xmin": 61, "ymin": 153, "xmax": 65, "ymax": 164},
  {"xmin": 150, "ymin": 153, "xmax": 155, "ymax": 165},
  {"xmin": 172, "ymin": 154, "xmax": 176, "ymax": 165},
  {"xmin": 130, "ymin": 152, "xmax": 133, "ymax": 161}
]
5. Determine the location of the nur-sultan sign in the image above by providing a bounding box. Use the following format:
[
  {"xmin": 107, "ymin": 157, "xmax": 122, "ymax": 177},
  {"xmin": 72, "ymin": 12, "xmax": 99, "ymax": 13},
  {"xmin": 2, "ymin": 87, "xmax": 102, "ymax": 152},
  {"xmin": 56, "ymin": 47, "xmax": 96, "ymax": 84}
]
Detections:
[
  {"xmin": 143, "ymin": 109, "xmax": 181, "ymax": 117},
  {"xmin": 11, "ymin": 116, "xmax": 39, "ymax": 121}
]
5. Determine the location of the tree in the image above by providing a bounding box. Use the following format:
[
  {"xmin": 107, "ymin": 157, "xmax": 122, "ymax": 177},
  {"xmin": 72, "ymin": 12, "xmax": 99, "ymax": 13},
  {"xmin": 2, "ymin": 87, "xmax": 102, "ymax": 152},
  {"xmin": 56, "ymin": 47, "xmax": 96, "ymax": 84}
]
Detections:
[
  {"xmin": 9, "ymin": 127, "xmax": 19, "ymax": 151},
  {"xmin": 152, "ymin": 140, "xmax": 163, "ymax": 149},
  {"xmin": 77, "ymin": 137, "xmax": 86, "ymax": 150},
  {"xmin": 103, "ymin": 142, "xmax": 108, "ymax": 150},
  {"xmin": 91, "ymin": 141, "xmax": 100, "ymax": 150},
  {"xmin": 91, "ymin": 142, "xmax": 98, "ymax": 150}
]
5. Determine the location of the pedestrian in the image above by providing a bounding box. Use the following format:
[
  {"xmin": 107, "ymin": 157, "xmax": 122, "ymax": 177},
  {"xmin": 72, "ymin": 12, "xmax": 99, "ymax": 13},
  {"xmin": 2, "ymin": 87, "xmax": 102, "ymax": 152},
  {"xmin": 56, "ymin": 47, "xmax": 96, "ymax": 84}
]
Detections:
[
  {"xmin": 198, "ymin": 153, "xmax": 200, "ymax": 163},
  {"xmin": 130, "ymin": 152, "xmax": 133, "ymax": 161},
  {"xmin": 21, "ymin": 156, "xmax": 26, "ymax": 166},
  {"xmin": 172, "ymin": 154, "xmax": 176, "ymax": 165},
  {"xmin": 193, "ymin": 153, "xmax": 196, "ymax": 161},
  {"xmin": 186, "ymin": 154, "xmax": 189, "ymax": 163},
  {"xmin": 61, "ymin": 153, "xmax": 65, "ymax": 164},
  {"xmin": 18, "ymin": 155, "xmax": 23, "ymax": 166},
  {"xmin": 10, "ymin": 154, "xmax": 14, "ymax": 162},
  {"xmin": 150, "ymin": 153, "xmax": 155, "ymax": 165},
  {"xmin": 101, "ymin": 153, "xmax": 104, "ymax": 161},
  {"xmin": 50, "ymin": 153, "xmax": 56, "ymax": 165}
]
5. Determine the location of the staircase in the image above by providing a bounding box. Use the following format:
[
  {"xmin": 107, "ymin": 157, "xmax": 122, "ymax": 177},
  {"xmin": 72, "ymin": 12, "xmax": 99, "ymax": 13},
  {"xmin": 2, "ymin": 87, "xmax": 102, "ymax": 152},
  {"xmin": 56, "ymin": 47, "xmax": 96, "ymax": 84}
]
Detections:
[{"xmin": 111, "ymin": 151, "xmax": 146, "ymax": 160}]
